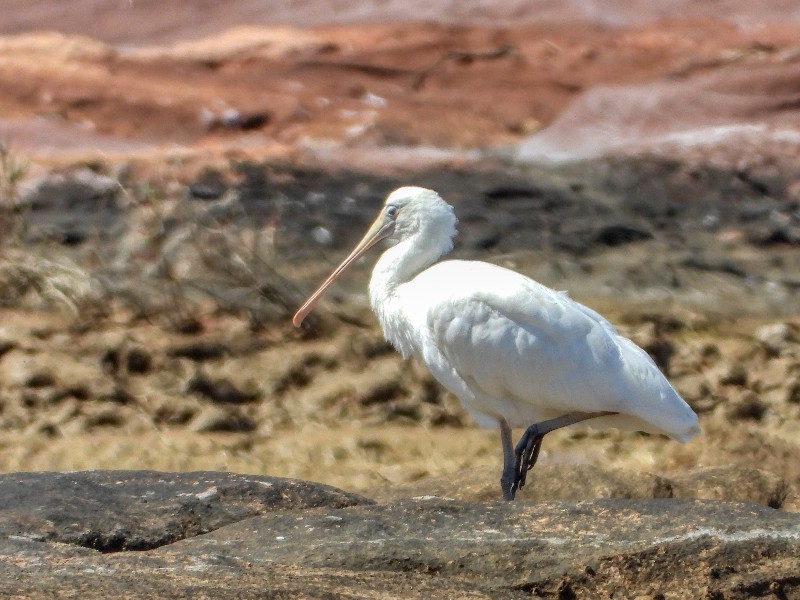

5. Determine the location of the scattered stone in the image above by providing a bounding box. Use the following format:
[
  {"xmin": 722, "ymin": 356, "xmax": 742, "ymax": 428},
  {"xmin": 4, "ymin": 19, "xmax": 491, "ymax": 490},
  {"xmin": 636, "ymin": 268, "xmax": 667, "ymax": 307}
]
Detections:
[
  {"xmin": 724, "ymin": 390, "xmax": 768, "ymax": 421},
  {"xmin": 187, "ymin": 167, "xmax": 228, "ymax": 200},
  {"xmin": 202, "ymin": 108, "xmax": 270, "ymax": 132},
  {"xmin": 630, "ymin": 322, "xmax": 674, "ymax": 372},
  {"xmin": 99, "ymin": 386, "xmax": 136, "ymax": 405},
  {"xmin": 675, "ymin": 373, "xmax": 711, "ymax": 403},
  {"xmin": 170, "ymin": 315, "xmax": 205, "ymax": 335},
  {"xmin": 787, "ymin": 379, "xmax": 800, "ymax": 404},
  {"xmin": 311, "ymin": 224, "xmax": 334, "ymax": 246},
  {"xmin": 100, "ymin": 347, "xmax": 122, "ymax": 375},
  {"xmin": 24, "ymin": 371, "xmax": 56, "ymax": 388},
  {"xmin": 593, "ymin": 223, "xmax": 653, "ymax": 246},
  {"xmin": 681, "ymin": 256, "xmax": 748, "ymax": 278},
  {"xmin": 747, "ymin": 225, "xmax": 800, "ymax": 247},
  {"xmin": 101, "ymin": 346, "xmax": 153, "ymax": 376},
  {"xmin": 482, "ymin": 185, "xmax": 542, "ymax": 200},
  {"xmin": 718, "ymin": 361, "xmax": 748, "ymax": 387},
  {"xmin": 48, "ymin": 385, "xmax": 90, "ymax": 403},
  {"xmin": 168, "ymin": 342, "xmax": 228, "ymax": 362},
  {"xmin": 125, "ymin": 347, "xmax": 152, "ymax": 374},
  {"xmin": 189, "ymin": 405, "xmax": 257, "ymax": 433},
  {"xmin": 84, "ymin": 407, "xmax": 125, "ymax": 428},
  {"xmin": 700, "ymin": 342, "xmax": 721, "ymax": 361},
  {"xmin": 751, "ymin": 356, "xmax": 796, "ymax": 392},
  {"xmin": 755, "ymin": 322, "xmax": 798, "ymax": 356},
  {"xmin": 0, "ymin": 341, "xmax": 16, "ymax": 359},
  {"xmin": 187, "ymin": 373, "xmax": 259, "ymax": 404}
]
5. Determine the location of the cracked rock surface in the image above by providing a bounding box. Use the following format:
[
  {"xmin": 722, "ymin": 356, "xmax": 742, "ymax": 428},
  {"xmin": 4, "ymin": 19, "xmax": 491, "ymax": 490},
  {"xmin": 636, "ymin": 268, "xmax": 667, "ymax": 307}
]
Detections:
[{"xmin": 0, "ymin": 471, "xmax": 798, "ymax": 599}]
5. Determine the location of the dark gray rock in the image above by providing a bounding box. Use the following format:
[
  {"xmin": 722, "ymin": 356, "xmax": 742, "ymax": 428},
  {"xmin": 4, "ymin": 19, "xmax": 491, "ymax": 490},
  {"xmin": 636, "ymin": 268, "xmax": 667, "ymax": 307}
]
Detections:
[
  {"xmin": 20, "ymin": 168, "xmax": 122, "ymax": 246},
  {"xmin": 0, "ymin": 471, "xmax": 371, "ymax": 552},
  {"xmin": 0, "ymin": 471, "xmax": 798, "ymax": 599},
  {"xmin": 178, "ymin": 498, "xmax": 800, "ymax": 593}
]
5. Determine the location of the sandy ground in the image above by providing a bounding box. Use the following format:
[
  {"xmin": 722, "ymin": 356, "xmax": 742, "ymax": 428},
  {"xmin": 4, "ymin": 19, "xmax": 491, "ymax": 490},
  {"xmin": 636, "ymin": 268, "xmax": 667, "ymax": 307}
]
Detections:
[
  {"xmin": 0, "ymin": 283, "xmax": 797, "ymax": 507},
  {"xmin": 0, "ymin": 2, "xmax": 798, "ymax": 509}
]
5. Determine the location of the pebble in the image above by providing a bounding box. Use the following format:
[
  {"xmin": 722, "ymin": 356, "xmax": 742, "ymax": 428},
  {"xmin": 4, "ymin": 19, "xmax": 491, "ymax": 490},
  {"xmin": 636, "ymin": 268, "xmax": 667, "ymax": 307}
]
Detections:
[{"xmin": 755, "ymin": 322, "xmax": 797, "ymax": 356}]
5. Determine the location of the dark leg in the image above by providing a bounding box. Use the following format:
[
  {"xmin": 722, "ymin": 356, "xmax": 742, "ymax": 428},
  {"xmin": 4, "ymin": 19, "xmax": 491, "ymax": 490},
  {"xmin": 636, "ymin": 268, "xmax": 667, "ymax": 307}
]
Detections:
[
  {"xmin": 513, "ymin": 423, "xmax": 548, "ymax": 494},
  {"xmin": 515, "ymin": 432, "xmax": 543, "ymax": 492},
  {"xmin": 498, "ymin": 417, "xmax": 515, "ymax": 501},
  {"xmin": 506, "ymin": 410, "xmax": 618, "ymax": 500}
]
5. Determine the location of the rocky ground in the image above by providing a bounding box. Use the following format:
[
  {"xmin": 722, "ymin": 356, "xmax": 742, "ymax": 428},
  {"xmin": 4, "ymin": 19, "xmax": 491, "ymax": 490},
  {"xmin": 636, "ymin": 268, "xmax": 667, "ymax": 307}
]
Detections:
[
  {"xmin": 0, "ymin": 2, "xmax": 799, "ymax": 598},
  {"xmin": 2, "ymin": 471, "xmax": 799, "ymax": 599}
]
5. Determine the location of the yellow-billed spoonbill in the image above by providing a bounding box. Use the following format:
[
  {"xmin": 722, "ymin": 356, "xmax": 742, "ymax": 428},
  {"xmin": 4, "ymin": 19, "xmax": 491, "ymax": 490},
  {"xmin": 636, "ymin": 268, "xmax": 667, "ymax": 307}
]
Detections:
[{"xmin": 293, "ymin": 186, "xmax": 699, "ymax": 500}]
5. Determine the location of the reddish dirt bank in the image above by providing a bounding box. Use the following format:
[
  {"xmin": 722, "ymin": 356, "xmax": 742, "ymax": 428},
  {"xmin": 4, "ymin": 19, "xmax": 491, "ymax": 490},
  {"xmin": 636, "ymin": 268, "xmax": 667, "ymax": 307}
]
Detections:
[
  {"xmin": 3, "ymin": 0, "xmax": 800, "ymax": 43},
  {"xmin": 1, "ymin": 19, "xmax": 800, "ymax": 162}
]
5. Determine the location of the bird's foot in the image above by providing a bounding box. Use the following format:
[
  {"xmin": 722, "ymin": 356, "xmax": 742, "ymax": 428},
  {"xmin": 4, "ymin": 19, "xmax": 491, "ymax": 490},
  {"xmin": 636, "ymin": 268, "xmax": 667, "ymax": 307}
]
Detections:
[
  {"xmin": 500, "ymin": 412, "xmax": 619, "ymax": 500},
  {"xmin": 512, "ymin": 424, "xmax": 544, "ymax": 496}
]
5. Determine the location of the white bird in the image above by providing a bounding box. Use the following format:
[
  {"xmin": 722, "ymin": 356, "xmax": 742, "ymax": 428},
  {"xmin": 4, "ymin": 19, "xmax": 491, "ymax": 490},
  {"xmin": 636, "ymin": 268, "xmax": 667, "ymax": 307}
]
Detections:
[{"xmin": 293, "ymin": 186, "xmax": 699, "ymax": 500}]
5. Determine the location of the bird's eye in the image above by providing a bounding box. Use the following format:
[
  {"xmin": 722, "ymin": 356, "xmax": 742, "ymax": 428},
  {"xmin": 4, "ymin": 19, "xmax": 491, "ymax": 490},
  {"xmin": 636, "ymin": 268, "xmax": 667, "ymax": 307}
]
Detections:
[{"xmin": 386, "ymin": 205, "xmax": 399, "ymax": 218}]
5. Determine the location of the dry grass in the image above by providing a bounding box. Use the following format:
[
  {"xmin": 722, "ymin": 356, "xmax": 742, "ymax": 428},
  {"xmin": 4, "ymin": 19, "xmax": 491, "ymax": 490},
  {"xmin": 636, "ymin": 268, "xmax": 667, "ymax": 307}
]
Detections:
[
  {"xmin": 90, "ymin": 179, "xmax": 303, "ymax": 330},
  {"xmin": 0, "ymin": 425, "xmax": 677, "ymax": 494},
  {"xmin": 0, "ymin": 255, "xmax": 98, "ymax": 315},
  {"xmin": 0, "ymin": 140, "xmax": 28, "ymax": 209},
  {"xmin": 0, "ymin": 144, "xmax": 103, "ymax": 318}
]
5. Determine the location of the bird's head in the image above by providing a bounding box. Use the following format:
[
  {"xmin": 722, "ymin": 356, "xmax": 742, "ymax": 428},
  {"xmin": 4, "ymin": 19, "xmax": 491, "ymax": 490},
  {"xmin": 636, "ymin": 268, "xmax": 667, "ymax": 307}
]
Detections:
[
  {"xmin": 292, "ymin": 186, "xmax": 457, "ymax": 327},
  {"xmin": 382, "ymin": 186, "xmax": 457, "ymax": 244}
]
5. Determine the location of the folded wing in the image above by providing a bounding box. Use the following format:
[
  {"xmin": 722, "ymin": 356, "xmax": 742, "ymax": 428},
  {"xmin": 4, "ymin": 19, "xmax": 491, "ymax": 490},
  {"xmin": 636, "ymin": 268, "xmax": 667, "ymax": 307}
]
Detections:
[{"xmin": 403, "ymin": 260, "xmax": 698, "ymax": 439}]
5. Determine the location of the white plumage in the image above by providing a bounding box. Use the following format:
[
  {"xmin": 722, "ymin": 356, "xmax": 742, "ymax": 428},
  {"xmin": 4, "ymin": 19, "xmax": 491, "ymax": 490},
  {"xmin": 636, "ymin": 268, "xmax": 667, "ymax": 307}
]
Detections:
[{"xmin": 294, "ymin": 186, "xmax": 699, "ymax": 500}]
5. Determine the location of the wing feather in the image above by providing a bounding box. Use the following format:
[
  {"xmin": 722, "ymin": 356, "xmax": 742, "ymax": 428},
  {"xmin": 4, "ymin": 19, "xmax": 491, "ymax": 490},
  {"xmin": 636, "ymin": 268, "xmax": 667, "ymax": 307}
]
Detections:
[{"xmin": 399, "ymin": 260, "xmax": 698, "ymax": 438}]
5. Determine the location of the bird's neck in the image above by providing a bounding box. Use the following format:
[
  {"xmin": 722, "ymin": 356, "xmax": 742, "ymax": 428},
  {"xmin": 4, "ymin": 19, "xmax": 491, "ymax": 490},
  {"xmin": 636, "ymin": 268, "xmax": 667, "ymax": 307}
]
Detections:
[{"xmin": 369, "ymin": 232, "xmax": 451, "ymax": 318}]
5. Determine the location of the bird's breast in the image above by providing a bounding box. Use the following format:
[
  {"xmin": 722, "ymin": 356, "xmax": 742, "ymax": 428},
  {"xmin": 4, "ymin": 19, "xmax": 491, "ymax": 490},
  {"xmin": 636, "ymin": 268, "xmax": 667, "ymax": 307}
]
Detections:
[{"xmin": 369, "ymin": 290, "xmax": 415, "ymax": 361}]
